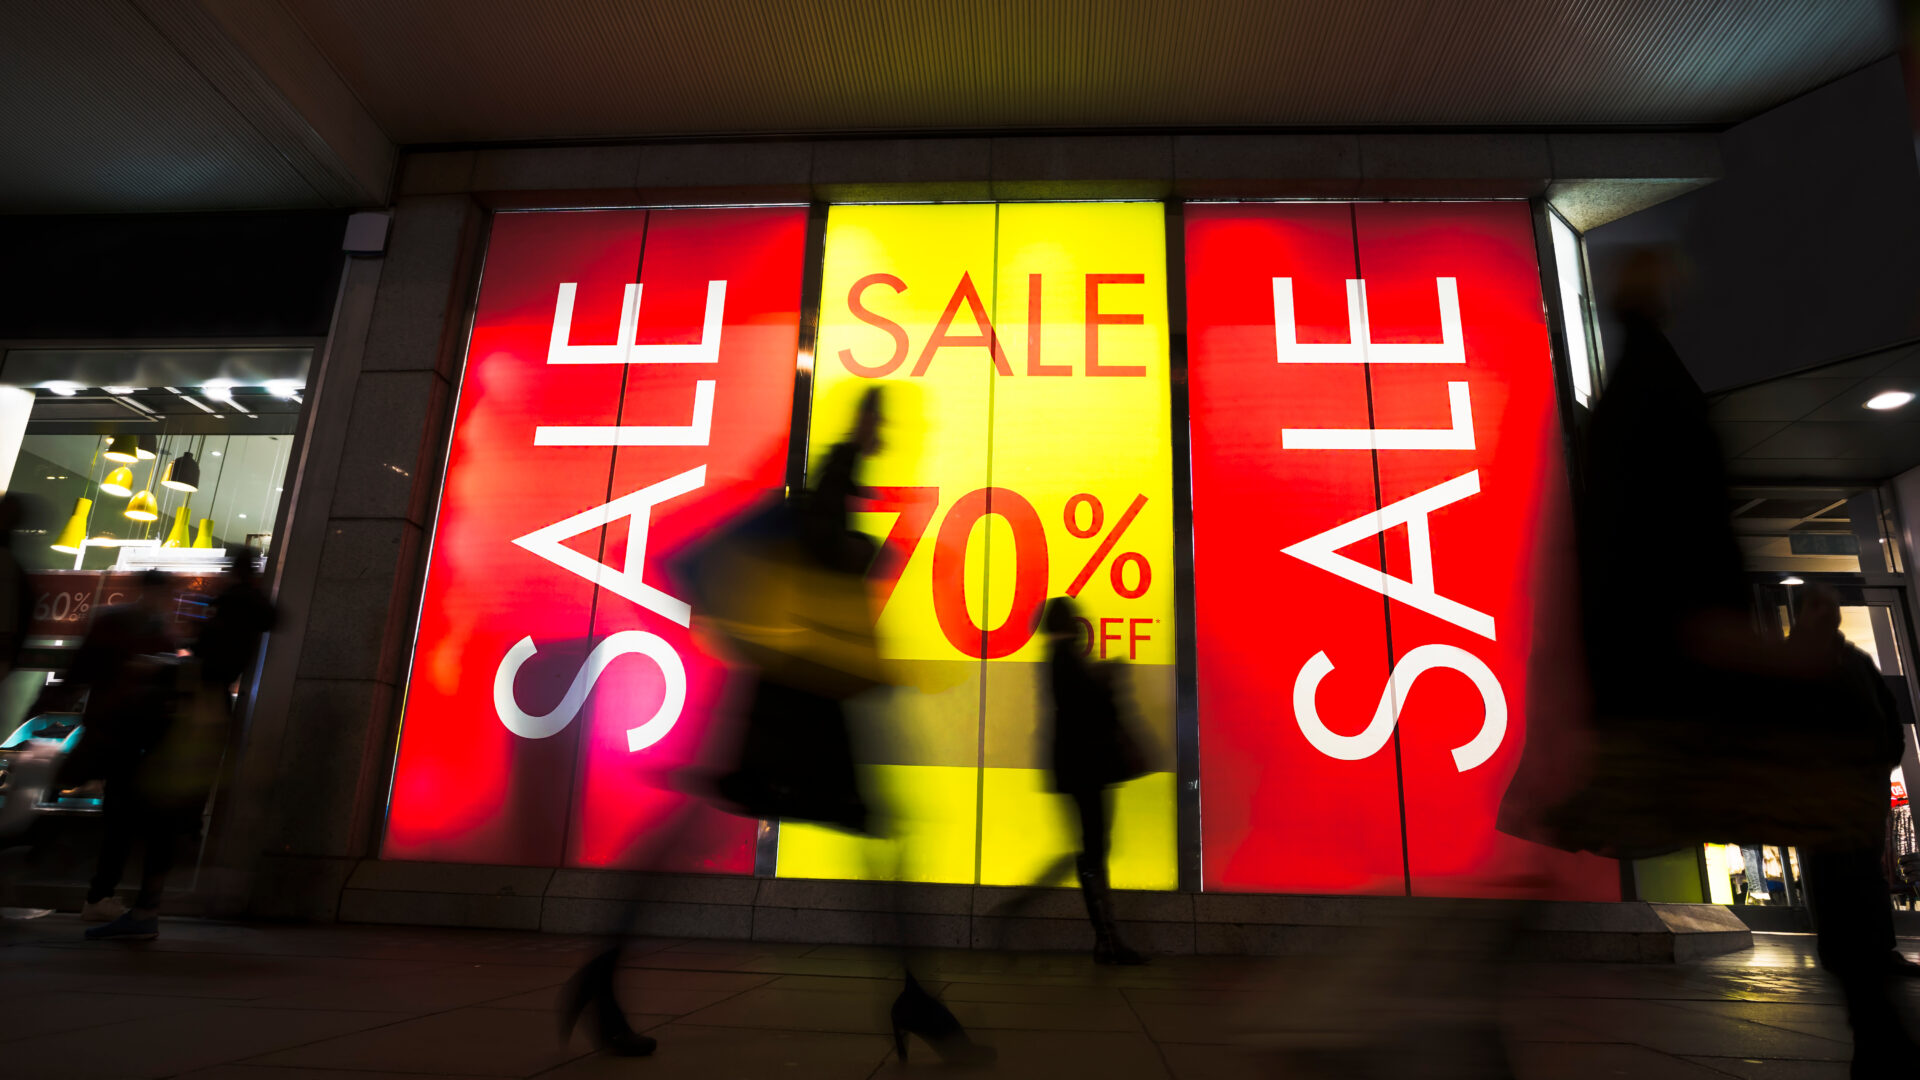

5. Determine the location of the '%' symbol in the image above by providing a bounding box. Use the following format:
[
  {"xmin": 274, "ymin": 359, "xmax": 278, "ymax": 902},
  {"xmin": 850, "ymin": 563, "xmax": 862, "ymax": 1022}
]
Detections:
[{"xmin": 1063, "ymin": 493, "xmax": 1151, "ymax": 599}]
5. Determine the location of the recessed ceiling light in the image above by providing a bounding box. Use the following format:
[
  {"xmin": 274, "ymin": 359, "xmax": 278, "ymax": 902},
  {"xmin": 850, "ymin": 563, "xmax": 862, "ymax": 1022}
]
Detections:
[
  {"xmin": 103, "ymin": 387, "xmax": 137, "ymax": 395},
  {"xmin": 265, "ymin": 380, "xmax": 302, "ymax": 399},
  {"xmin": 238, "ymin": 514, "xmax": 247, "ymax": 519},
  {"xmin": 210, "ymin": 450, "xmax": 221, "ymax": 457},
  {"xmin": 44, "ymin": 382, "xmax": 78, "ymax": 396},
  {"xmin": 1865, "ymin": 390, "xmax": 1914, "ymax": 411},
  {"xmin": 1780, "ymin": 576, "xmax": 1805, "ymax": 586}
]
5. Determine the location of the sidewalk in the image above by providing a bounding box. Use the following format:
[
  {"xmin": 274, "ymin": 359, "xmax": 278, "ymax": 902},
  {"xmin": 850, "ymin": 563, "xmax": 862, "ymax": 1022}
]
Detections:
[{"xmin": 0, "ymin": 915, "xmax": 1899, "ymax": 1079}]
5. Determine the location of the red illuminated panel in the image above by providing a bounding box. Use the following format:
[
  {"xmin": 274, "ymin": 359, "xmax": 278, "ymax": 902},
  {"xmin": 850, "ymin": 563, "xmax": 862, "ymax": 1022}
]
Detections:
[
  {"xmin": 385, "ymin": 211, "xmax": 640, "ymax": 865},
  {"xmin": 1185, "ymin": 202, "xmax": 1615, "ymax": 899},
  {"xmin": 568, "ymin": 207, "xmax": 806, "ymax": 872},
  {"xmin": 1185, "ymin": 203, "xmax": 1404, "ymax": 894},
  {"xmin": 385, "ymin": 208, "xmax": 807, "ymax": 871},
  {"xmin": 1353, "ymin": 203, "xmax": 1614, "ymax": 899}
]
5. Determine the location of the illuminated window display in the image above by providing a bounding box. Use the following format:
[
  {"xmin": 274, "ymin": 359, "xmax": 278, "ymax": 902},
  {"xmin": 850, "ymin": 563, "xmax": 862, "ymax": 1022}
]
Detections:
[
  {"xmin": 791, "ymin": 202, "xmax": 1177, "ymax": 887},
  {"xmin": 383, "ymin": 199, "xmax": 1666, "ymax": 900},
  {"xmin": 1182, "ymin": 202, "xmax": 1617, "ymax": 899},
  {"xmin": 0, "ymin": 352, "xmax": 308, "ymax": 655},
  {"xmin": 383, "ymin": 208, "xmax": 809, "ymax": 871}
]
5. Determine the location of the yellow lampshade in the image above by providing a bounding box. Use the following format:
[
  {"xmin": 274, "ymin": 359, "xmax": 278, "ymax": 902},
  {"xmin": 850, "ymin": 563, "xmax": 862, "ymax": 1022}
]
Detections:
[
  {"xmin": 51, "ymin": 498, "xmax": 91, "ymax": 554},
  {"xmin": 193, "ymin": 518, "xmax": 214, "ymax": 548},
  {"xmin": 99, "ymin": 466, "xmax": 134, "ymax": 497},
  {"xmin": 164, "ymin": 505, "xmax": 191, "ymax": 547},
  {"xmin": 104, "ymin": 435, "xmax": 140, "ymax": 463},
  {"xmin": 124, "ymin": 489, "xmax": 159, "ymax": 522}
]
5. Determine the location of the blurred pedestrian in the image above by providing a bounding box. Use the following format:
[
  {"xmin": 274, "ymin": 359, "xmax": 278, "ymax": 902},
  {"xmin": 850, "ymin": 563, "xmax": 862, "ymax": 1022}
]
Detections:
[
  {"xmin": 193, "ymin": 546, "xmax": 276, "ymax": 695},
  {"xmin": 1791, "ymin": 585, "xmax": 1919, "ymax": 1076},
  {"xmin": 1525, "ymin": 248, "xmax": 1908, "ymax": 1077},
  {"xmin": 1540, "ymin": 247, "xmax": 1838, "ymax": 856},
  {"xmin": 559, "ymin": 388, "xmax": 990, "ymax": 1064},
  {"xmin": 0, "ymin": 494, "xmax": 34, "ymax": 682},
  {"xmin": 1041, "ymin": 595, "xmax": 1148, "ymax": 964},
  {"xmin": 64, "ymin": 570, "xmax": 175, "ymax": 939}
]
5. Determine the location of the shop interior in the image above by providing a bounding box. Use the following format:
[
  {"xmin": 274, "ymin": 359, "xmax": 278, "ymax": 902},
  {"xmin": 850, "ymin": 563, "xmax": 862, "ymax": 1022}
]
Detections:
[
  {"xmin": 0, "ymin": 347, "xmax": 308, "ymax": 864},
  {"xmin": 2, "ymin": 352, "xmax": 307, "ymax": 576},
  {"xmin": 1694, "ymin": 487, "xmax": 1919, "ymax": 913}
]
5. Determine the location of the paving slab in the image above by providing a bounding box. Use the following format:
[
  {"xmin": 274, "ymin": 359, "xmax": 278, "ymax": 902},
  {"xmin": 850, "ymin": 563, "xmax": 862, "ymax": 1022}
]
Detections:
[{"xmin": 1, "ymin": 917, "xmax": 1913, "ymax": 1078}]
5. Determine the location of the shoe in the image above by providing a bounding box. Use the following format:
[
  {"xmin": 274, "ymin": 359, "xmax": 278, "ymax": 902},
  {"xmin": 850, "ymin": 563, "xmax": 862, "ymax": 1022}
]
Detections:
[
  {"xmin": 1077, "ymin": 855, "xmax": 1149, "ymax": 966},
  {"xmin": 891, "ymin": 973, "xmax": 994, "ymax": 1065},
  {"xmin": 84, "ymin": 911, "xmax": 157, "ymax": 941},
  {"xmin": 81, "ymin": 897, "xmax": 127, "ymax": 922},
  {"xmin": 558, "ymin": 949, "xmax": 657, "ymax": 1057},
  {"xmin": 1095, "ymin": 934, "xmax": 1149, "ymax": 966}
]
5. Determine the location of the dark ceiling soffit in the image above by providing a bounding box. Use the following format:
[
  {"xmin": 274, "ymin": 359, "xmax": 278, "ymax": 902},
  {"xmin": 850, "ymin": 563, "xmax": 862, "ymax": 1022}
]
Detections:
[
  {"xmin": 1710, "ymin": 334, "xmax": 1920, "ymax": 395},
  {"xmin": 399, "ymin": 122, "xmax": 1737, "ymax": 156}
]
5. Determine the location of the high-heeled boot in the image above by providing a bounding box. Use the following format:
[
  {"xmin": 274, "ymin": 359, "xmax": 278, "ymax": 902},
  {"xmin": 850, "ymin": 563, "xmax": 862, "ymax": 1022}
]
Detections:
[
  {"xmin": 1078, "ymin": 855, "xmax": 1147, "ymax": 965},
  {"xmin": 890, "ymin": 971, "xmax": 994, "ymax": 1064},
  {"xmin": 558, "ymin": 948, "xmax": 657, "ymax": 1057}
]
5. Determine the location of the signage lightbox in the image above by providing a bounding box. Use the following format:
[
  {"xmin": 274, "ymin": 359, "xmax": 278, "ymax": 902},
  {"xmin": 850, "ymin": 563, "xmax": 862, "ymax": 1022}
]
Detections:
[
  {"xmin": 786, "ymin": 202, "xmax": 1178, "ymax": 888},
  {"xmin": 384, "ymin": 207, "xmax": 807, "ymax": 871},
  {"xmin": 1184, "ymin": 201, "xmax": 1616, "ymax": 899}
]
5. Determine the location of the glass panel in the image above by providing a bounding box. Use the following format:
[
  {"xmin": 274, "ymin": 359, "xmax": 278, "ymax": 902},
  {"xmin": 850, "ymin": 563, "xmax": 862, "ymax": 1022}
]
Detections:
[
  {"xmin": 1730, "ymin": 486, "xmax": 1866, "ymax": 574},
  {"xmin": 2, "ymin": 351, "xmax": 308, "ymax": 578},
  {"xmin": 1548, "ymin": 211, "xmax": 1595, "ymax": 406}
]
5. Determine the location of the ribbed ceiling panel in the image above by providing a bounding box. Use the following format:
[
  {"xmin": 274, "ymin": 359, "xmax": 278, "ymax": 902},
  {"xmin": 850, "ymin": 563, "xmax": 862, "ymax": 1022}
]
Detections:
[
  {"xmin": 284, "ymin": 0, "xmax": 1895, "ymax": 142},
  {"xmin": 0, "ymin": 0, "xmax": 322, "ymax": 211}
]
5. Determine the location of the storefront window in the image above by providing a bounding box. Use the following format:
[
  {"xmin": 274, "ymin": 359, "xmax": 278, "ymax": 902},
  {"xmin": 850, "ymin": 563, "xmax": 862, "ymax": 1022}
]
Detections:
[
  {"xmin": 1730, "ymin": 486, "xmax": 1870, "ymax": 574},
  {"xmin": 0, "ymin": 349, "xmax": 307, "ymax": 576},
  {"xmin": 1670, "ymin": 484, "xmax": 1920, "ymax": 912},
  {"xmin": 1548, "ymin": 210, "xmax": 1598, "ymax": 407}
]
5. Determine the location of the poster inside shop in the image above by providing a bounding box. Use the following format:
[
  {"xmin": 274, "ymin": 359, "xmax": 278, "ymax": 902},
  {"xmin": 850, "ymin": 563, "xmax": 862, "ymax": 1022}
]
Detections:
[
  {"xmin": 1183, "ymin": 201, "xmax": 1616, "ymax": 900},
  {"xmin": 383, "ymin": 207, "xmax": 807, "ymax": 872},
  {"xmin": 791, "ymin": 202, "xmax": 1178, "ymax": 888}
]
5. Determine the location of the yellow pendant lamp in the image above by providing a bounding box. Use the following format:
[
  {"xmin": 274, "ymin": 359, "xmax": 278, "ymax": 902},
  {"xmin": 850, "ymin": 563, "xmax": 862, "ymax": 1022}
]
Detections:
[
  {"xmin": 51, "ymin": 498, "xmax": 91, "ymax": 554},
  {"xmin": 193, "ymin": 518, "xmax": 215, "ymax": 548},
  {"xmin": 164, "ymin": 505, "xmax": 191, "ymax": 547},
  {"xmin": 103, "ymin": 434, "xmax": 140, "ymax": 463},
  {"xmin": 99, "ymin": 466, "xmax": 134, "ymax": 497},
  {"xmin": 124, "ymin": 485, "xmax": 159, "ymax": 521}
]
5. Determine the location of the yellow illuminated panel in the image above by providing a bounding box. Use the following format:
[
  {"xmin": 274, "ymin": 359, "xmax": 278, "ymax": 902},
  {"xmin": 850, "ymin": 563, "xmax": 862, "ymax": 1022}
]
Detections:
[
  {"xmin": 785, "ymin": 202, "xmax": 1175, "ymax": 889},
  {"xmin": 982, "ymin": 202, "xmax": 1175, "ymax": 888},
  {"xmin": 979, "ymin": 771, "xmax": 1178, "ymax": 890},
  {"xmin": 794, "ymin": 204, "xmax": 993, "ymax": 884},
  {"xmin": 775, "ymin": 765, "xmax": 980, "ymax": 883}
]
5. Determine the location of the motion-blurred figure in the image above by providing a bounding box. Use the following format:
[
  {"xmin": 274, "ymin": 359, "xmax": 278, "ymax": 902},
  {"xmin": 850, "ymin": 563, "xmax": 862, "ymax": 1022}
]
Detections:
[
  {"xmin": 1539, "ymin": 249, "xmax": 1910, "ymax": 1076},
  {"xmin": 194, "ymin": 546, "xmax": 276, "ymax": 695},
  {"xmin": 65, "ymin": 570, "xmax": 175, "ymax": 940},
  {"xmin": 0, "ymin": 495, "xmax": 34, "ymax": 683},
  {"xmin": 1041, "ymin": 595, "xmax": 1148, "ymax": 965},
  {"xmin": 1792, "ymin": 585, "xmax": 1920, "ymax": 1076},
  {"xmin": 558, "ymin": 388, "xmax": 990, "ymax": 1065},
  {"xmin": 1546, "ymin": 248, "xmax": 1837, "ymax": 854}
]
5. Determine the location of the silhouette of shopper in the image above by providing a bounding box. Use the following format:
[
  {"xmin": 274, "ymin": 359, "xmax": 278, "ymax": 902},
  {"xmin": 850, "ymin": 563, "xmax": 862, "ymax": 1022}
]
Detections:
[
  {"xmin": 1041, "ymin": 595, "xmax": 1148, "ymax": 964},
  {"xmin": 559, "ymin": 388, "xmax": 990, "ymax": 1065},
  {"xmin": 70, "ymin": 571, "xmax": 176, "ymax": 940},
  {"xmin": 1792, "ymin": 586, "xmax": 1920, "ymax": 1075}
]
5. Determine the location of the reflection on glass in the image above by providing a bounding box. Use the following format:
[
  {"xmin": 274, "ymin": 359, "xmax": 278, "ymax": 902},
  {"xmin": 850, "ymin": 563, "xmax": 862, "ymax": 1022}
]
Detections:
[
  {"xmin": 0, "ymin": 364, "xmax": 306, "ymax": 575},
  {"xmin": 1731, "ymin": 487, "xmax": 1865, "ymax": 574}
]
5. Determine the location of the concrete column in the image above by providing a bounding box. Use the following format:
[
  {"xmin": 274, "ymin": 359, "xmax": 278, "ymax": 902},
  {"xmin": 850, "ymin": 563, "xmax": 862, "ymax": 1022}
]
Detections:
[{"xmin": 226, "ymin": 195, "xmax": 485, "ymax": 919}]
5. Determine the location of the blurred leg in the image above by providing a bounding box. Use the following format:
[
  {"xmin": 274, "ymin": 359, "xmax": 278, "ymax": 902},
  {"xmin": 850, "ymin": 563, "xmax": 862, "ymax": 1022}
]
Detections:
[
  {"xmin": 1803, "ymin": 846, "xmax": 1916, "ymax": 1073},
  {"xmin": 85, "ymin": 769, "xmax": 135, "ymax": 904}
]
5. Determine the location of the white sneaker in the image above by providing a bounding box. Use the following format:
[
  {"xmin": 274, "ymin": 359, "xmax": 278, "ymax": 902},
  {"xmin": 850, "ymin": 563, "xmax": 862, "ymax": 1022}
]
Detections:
[{"xmin": 81, "ymin": 897, "xmax": 128, "ymax": 923}]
